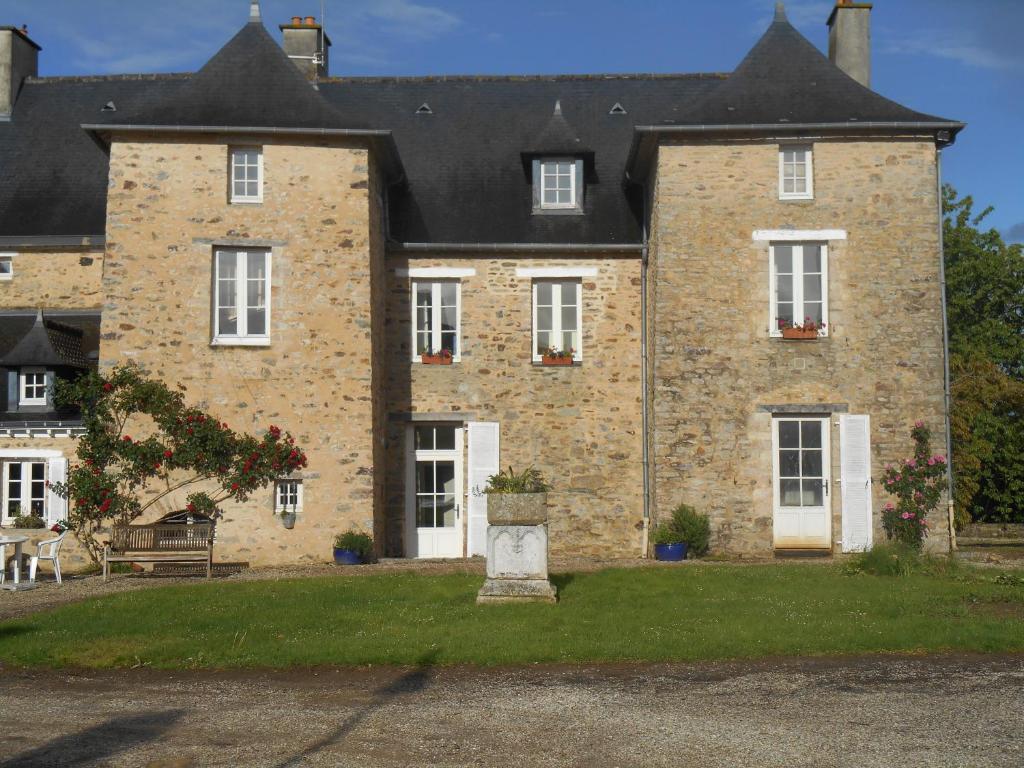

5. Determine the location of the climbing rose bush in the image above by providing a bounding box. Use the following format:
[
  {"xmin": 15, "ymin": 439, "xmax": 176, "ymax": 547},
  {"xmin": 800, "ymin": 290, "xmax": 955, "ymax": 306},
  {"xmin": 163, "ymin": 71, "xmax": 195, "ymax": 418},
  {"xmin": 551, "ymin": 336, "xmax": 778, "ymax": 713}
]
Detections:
[
  {"xmin": 880, "ymin": 421, "xmax": 947, "ymax": 549},
  {"xmin": 51, "ymin": 365, "xmax": 308, "ymax": 563}
]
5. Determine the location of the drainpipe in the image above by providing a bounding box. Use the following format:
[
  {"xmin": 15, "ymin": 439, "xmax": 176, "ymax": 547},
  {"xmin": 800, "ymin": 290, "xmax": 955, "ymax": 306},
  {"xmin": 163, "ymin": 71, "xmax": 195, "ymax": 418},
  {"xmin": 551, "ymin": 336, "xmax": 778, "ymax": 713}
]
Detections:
[
  {"xmin": 936, "ymin": 147, "xmax": 957, "ymax": 551},
  {"xmin": 640, "ymin": 182, "xmax": 651, "ymax": 558}
]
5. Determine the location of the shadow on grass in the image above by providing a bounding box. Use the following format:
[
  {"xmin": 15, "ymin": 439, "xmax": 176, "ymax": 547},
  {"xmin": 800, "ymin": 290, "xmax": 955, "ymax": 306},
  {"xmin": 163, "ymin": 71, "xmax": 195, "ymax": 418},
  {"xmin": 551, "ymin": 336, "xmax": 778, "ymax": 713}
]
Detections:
[
  {"xmin": 550, "ymin": 572, "xmax": 576, "ymax": 596},
  {"xmin": 273, "ymin": 649, "xmax": 439, "ymax": 768},
  {"xmin": 0, "ymin": 708, "xmax": 185, "ymax": 767},
  {"xmin": 0, "ymin": 623, "xmax": 31, "ymax": 641}
]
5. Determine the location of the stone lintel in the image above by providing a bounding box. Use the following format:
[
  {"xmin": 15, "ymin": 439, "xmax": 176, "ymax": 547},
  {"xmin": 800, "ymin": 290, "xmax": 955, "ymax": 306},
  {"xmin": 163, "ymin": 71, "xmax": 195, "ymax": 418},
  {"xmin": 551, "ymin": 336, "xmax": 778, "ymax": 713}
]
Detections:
[{"xmin": 756, "ymin": 403, "xmax": 849, "ymax": 414}]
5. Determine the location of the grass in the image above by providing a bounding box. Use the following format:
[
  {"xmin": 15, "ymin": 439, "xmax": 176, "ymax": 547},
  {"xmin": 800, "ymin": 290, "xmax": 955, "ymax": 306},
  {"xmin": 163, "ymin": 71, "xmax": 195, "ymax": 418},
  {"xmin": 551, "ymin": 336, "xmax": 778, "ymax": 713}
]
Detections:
[{"xmin": 1, "ymin": 563, "xmax": 1022, "ymax": 669}]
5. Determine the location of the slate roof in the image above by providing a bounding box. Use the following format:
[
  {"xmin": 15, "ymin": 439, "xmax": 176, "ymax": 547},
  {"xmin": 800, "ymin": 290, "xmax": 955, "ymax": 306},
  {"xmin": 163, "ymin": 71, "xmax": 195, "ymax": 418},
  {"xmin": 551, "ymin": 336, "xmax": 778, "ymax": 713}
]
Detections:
[
  {"xmin": 0, "ymin": 4, "xmax": 963, "ymax": 247},
  {"xmin": 0, "ymin": 311, "xmax": 98, "ymax": 368}
]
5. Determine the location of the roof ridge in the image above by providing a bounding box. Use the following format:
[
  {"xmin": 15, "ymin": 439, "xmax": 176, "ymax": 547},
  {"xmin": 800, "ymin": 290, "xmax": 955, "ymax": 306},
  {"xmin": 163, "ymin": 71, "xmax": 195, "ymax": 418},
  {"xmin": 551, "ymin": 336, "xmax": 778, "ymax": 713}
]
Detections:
[
  {"xmin": 25, "ymin": 73, "xmax": 192, "ymax": 84},
  {"xmin": 321, "ymin": 72, "xmax": 730, "ymax": 84}
]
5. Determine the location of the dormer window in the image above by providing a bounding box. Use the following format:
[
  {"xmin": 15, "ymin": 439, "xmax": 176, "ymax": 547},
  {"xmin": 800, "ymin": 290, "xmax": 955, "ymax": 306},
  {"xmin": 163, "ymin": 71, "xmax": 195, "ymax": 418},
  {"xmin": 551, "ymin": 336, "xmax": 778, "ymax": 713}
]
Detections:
[
  {"xmin": 779, "ymin": 145, "xmax": 813, "ymax": 200},
  {"xmin": 230, "ymin": 147, "xmax": 263, "ymax": 204},
  {"xmin": 533, "ymin": 158, "xmax": 583, "ymax": 213},
  {"xmin": 19, "ymin": 368, "xmax": 48, "ymax": 406}
]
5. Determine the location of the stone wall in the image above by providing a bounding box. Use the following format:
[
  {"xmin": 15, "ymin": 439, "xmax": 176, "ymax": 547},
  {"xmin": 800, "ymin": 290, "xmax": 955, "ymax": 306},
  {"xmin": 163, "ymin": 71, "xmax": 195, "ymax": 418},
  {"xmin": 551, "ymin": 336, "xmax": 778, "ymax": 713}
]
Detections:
[
  {"xmin": 381, "ymin": 255, "xmax": 644, "ymax": 558},
  {"xmin": 99, "ymin": 135, "xmax": 381, "ymax": 565},
  {"xmin": 649, "ymin": 138, "xmax": 950, "ymax": 555},
  {"xmin": 0, "ymin": 249, "xmax": 104, "ymax": 309}
]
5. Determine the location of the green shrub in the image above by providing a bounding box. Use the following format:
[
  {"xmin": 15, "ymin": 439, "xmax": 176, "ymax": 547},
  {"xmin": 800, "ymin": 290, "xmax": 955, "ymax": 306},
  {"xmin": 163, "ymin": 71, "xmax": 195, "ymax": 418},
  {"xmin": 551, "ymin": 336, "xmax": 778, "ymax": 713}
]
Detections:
[
  {"xmin": 13, "ymin": 514, "xmax": 46, "ymax": 529},
  {"xmin": 670, "ymin": 504, "xmax": 711, "ymax": 557},
  {"xmin": 333, "ymin": 531, "xmax": 374, "ymax": 560},
  {"xmin": 845, "ymin": 543, "xmax": 963, "ymax": 577},
  {"xmin": 651, "ymin": 523, "xmax": 681, "ymax": 545},
  {"xmin": 484, "ymin": 466, "xmax": 551, "ymax": 494}
]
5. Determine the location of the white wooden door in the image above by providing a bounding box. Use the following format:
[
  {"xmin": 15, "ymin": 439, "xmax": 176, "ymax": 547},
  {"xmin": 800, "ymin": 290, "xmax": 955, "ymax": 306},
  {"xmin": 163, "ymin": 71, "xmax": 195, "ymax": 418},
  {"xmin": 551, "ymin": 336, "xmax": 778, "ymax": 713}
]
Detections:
[
  {"xmin": 840, "ymin": 414, "xmax": 873, "ymax": 552},
  {"xmin": 466, "ymin": 422, "xmax": 499, "ymax": 557},
  {"xmin": 773, "ymin": 417, "xmax": 832, "ymax": 549},
  {"xmin": 406, "ymin": 425, "xmax": 464, "ymax": 559}
]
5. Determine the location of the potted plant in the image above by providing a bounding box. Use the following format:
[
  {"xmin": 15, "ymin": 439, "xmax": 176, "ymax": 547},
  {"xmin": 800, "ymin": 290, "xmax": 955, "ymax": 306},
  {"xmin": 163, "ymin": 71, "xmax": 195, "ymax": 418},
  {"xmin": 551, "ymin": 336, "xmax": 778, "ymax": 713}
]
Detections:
[
  {"xmin": 484, "ymin": 466, "xmax": 551, "ymax": 524},
  {"xmin": 334, "ymin": 530, "xmax": 373, "ymax": 565},
  {"xmin": 12, "ymin": 513, "xmax": 46, "ymax": 529},
  {"xmin": 279, "ymin": 507, "xmax": 297, "ymax": 529},
  {"xmin": 778, "ymin": 317, "xmax": 826, "ymax": 340},
  {"xmin": 652, "ymin": 523, "xmax": 687, "ymax": 561},
  {"xmin": 541, "ymin": 347, "xmax": 574, "ymax": 366},
  {"xmin": 421, "ymin": 348, "xmax": 453, "ymax": 365}
]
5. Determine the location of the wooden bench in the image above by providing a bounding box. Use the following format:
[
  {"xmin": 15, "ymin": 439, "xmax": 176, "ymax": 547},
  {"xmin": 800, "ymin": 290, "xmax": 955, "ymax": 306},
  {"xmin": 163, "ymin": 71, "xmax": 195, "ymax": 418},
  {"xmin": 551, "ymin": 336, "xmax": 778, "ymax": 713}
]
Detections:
[{"xmin": 103, "ymin": 523, "xmax": 215, "ymax": 581}]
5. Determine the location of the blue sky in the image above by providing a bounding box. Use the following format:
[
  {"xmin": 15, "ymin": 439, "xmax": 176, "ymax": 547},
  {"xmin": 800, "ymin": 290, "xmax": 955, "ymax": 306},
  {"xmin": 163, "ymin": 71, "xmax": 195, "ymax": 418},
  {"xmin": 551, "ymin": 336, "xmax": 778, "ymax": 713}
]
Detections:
[{"xmin": 7, "ymin": 0, "xmax": 1023, "ymax": 241}]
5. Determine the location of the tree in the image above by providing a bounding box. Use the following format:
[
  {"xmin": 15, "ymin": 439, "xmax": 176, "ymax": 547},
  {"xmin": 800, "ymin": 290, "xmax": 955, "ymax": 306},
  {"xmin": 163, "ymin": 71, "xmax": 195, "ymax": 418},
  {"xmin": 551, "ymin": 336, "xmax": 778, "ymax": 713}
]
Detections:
[
  {"xmin": 51, "ymin": 365, "xmax": 308, "ymax": 563},
  {"xmin": 943, "ymin": 185, "xmax": 1024, "ymax": 526}
]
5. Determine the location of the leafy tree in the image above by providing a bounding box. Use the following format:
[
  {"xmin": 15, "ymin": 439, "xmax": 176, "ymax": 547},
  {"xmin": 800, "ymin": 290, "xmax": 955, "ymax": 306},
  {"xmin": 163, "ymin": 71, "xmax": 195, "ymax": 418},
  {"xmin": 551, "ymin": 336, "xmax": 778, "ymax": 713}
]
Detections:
[
  {"xmin": 51, "ymin": 365, "xmax": 308, "ymax": 563},
  {"xmin": 943, "ymin": 185, "xmax": 1024, "ymax": 525}
]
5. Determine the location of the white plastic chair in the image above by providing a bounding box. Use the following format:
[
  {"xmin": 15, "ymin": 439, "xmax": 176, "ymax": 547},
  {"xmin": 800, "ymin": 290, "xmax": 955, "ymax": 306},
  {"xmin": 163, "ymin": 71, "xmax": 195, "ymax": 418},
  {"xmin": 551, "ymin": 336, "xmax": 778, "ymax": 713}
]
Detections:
[{"xmin": 29, "ymin": 530, "xmax": 67, "ymax": 584}]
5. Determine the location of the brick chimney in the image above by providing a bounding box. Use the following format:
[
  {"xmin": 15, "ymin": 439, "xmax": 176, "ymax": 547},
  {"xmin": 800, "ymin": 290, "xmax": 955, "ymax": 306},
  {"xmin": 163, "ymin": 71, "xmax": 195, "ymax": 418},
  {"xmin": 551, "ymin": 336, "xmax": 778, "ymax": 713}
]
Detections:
[
  {"xmin": 279, "ymin": 15, "xmax": 331, "ymax": 81},
  {"xmin": 827, "ymin": 1, "xmax": 872, "ymax": 87},
  {"xmin": 0, "ymin": 25, "xmax": 40, "ymax": 118}
]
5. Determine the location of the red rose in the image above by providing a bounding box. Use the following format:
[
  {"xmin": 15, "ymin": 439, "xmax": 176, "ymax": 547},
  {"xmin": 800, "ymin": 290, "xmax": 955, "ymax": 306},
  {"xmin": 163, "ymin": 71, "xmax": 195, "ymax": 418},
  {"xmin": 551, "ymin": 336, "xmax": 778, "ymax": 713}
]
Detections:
[
  {"xmin": 122, "ymin": 435, "xmax": 132, "ymax": 442},
  {"xmin": 103, "ymin": 382, "xmax": 113, "ymax": 392},
  {"xmin": 231, "ymin": 482, "xmax": 239, "ymax": 491},
  {"xmin": 163, "ymin": 450, "xmax": 173, "ymax": 459}
]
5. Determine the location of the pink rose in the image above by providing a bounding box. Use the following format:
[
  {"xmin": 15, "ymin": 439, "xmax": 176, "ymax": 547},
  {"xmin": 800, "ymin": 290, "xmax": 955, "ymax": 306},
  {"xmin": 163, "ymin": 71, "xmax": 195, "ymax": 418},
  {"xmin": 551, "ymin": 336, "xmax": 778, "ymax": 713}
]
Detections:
[{"xmin": 901, "ymin": 512, "xmax": 910, "ymax": 520}]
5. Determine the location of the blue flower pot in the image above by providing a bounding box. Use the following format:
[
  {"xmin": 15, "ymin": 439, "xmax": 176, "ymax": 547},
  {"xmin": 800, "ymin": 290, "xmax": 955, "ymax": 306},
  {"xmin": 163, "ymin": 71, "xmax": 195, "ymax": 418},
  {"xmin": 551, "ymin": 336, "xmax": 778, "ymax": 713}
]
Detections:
[
  {"xmin": 333, "ymin": 548, "xmax": 362, "ymax": 565},
  {"xmin": 654, "ymin": 542, "xmax": 688, "ymax": 561}
]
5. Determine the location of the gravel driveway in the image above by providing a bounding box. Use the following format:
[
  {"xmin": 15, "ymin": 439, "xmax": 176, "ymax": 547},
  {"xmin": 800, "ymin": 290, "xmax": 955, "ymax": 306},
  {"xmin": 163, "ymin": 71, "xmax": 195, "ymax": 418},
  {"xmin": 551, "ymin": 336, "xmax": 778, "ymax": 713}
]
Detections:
[{"xmin": 0, "ymin": 654, "xmax": 1020, "ymax": 767}]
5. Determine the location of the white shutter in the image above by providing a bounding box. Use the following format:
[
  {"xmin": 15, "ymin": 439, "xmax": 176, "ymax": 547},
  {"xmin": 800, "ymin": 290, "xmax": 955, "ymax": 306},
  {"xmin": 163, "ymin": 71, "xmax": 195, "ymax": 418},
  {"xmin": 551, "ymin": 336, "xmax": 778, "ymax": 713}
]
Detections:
[
  {"xmin": 47, "ymin": 457, "xmax": 68, "ymax": 525},
  {"xmin": 840, "ymin": 415, "xmax": 872, "ymax": 552},
  {"xmin": 466, "ymin": 422, "xmax": 499, "ymax": 557}
]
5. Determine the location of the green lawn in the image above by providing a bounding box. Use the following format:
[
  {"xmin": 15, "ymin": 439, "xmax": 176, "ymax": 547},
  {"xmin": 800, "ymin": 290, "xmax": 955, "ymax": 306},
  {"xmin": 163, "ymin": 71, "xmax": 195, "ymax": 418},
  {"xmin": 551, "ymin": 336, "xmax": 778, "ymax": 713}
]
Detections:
[{"xmin": 1, "ymin": 564, "xmax": 1022, "ymax": 668}]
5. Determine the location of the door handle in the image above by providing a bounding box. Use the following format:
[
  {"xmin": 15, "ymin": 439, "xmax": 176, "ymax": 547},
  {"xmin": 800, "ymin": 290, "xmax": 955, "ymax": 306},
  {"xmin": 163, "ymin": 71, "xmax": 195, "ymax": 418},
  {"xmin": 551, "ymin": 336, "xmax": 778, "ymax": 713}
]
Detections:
[
  {"xmin": 823, "ymin": 479, "xmax": 829, "ymax": 496},
  {"xmin": 456, "ymin": 505, "xmax": 460, "ymax": 520}
]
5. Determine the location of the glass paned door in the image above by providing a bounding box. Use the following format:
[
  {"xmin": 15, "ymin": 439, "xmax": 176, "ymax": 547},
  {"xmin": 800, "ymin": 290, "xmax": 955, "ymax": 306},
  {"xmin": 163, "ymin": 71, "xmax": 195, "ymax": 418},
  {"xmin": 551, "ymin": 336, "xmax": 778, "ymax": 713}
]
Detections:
[
  {"xmin": 407, "ymin": 425, "xmax": 463, "ymax": 558},
  {"xmin": 773, "ymin": 417, "xmax": 831, "ymax": 549}
]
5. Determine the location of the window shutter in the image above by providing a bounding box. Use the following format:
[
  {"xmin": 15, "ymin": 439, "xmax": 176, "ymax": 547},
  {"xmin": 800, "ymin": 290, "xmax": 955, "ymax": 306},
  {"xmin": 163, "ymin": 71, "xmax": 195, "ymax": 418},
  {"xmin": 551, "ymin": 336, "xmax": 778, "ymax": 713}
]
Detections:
[
  {"xmin": 44, "ymin": 369, "xmax": 55, "ymax": 407},
  {"xmin": 6, "ymin": 369, "xmax": 17, "ymax": 411},
  {"xmin": 47, "ymin": 457, "xmax": 68, "ymax": 525},
  {"xmin": 466, "ymin": 422, "xmax": 499, "ymax": 557},
  {"xmin": 840, "ymin": 414, "xmax": 872, "ymax": 552}
]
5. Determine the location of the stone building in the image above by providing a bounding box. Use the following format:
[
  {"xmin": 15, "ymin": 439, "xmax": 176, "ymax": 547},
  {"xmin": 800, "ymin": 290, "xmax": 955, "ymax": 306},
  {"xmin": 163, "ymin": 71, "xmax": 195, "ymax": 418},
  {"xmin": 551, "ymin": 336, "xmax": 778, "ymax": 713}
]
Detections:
[{"xmin": 0, "ymin": 1, "xmax": 962, "ymax": 565}]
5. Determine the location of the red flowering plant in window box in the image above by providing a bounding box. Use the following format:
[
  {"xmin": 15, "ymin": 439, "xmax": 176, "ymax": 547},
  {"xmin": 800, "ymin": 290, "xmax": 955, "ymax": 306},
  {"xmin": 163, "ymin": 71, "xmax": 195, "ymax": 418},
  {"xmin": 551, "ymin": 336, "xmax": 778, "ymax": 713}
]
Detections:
[
  {"xmin": 48, "ymin": 364, "xmax": 308, "ymax": 565},
  {"xmin": 420, "ymin": 348, "xmax": 453, "ymax": 365},
  {"xmin": 541, "ymin": 347, "xmax": 575, "ymax": 366},
  {"xmin": 880, "ymin": 421, "xmax": 947, "ymax": 549},
  {"xmin": 778, "ymin": 317, "xmax": 826, "ymax": 340}
]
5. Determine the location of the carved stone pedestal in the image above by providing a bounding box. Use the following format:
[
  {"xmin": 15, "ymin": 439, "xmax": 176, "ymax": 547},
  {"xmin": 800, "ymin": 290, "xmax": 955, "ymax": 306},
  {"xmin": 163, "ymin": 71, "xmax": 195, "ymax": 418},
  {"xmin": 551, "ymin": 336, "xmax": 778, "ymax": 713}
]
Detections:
[{"xmin": 476, "ymin": 493, "xmax": 557, "ymax": 604}]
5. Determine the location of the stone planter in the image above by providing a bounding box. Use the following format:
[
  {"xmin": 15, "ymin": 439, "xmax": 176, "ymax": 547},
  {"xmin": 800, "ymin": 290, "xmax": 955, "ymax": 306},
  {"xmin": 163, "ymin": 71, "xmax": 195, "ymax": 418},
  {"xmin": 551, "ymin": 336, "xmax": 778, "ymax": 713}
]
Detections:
[
  {"xmin": 280, "ymin": 512, "xmax": 296, "ymax": 529},
  {"xmin": 421, "ymin": 353, "xmax": 452, "ymax": 365},
  {"xmin": 541, "ymin": 355, "xmax": 573, "ymax": 366},
  {"xmin": 781, "ymin": 327, "xmax": 818, "ymax": 340},
  {"xmin": 478, "ymin": 493, "xmax": 557, "ymax": 603}
]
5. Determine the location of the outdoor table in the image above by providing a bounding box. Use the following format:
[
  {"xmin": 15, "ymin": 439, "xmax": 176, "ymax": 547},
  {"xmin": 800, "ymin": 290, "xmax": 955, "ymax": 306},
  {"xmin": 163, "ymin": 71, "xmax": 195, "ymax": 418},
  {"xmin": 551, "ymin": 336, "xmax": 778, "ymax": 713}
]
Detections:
[{"xmin": 0, "ymin": 534, "xmax": 37, "ymax": 591}]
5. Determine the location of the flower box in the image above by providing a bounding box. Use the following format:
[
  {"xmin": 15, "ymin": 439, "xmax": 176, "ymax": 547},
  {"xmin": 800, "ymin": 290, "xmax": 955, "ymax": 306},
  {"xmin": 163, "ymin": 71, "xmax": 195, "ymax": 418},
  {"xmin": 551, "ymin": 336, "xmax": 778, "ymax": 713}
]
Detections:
[
  {"xmin": 781, "ymin": 327, "xmax": 819, "ymax": 340},
  {"xmin": 421, "ymin": 353, "xmax": 452, "ymax": 365},
  {"xmin": 541, "ymin": 355, "xmax": 574, "ymax": 366}
]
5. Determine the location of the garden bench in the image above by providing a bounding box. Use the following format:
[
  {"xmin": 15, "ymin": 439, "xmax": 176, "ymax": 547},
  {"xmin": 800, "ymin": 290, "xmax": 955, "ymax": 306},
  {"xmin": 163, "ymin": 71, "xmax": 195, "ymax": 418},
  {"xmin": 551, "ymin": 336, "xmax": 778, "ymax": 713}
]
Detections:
[{"xmin": 103, "ymin": 522, "xmax": 215, "ymax": 581}]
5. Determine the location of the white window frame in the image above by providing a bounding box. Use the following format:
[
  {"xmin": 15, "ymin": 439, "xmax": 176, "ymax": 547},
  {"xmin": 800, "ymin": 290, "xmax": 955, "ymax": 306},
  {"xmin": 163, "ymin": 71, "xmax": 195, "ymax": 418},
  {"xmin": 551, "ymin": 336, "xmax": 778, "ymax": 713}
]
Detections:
[
  {"xmin": 0, "ymin": 253, "xmax": 13, "ymax": 280},
  {"xmin": 532, "ymin": 279, "xmax": 583, "ymax": 362},
  {"xmin": 534, "ymin": 158, "xmax": 583, "ymax": 211},
  {"xmin": 19, "ymin": 367, "xmax": 48, "ymax": 406},
  {"xmin": 230, "ymin": 147, "xmax": 264, "ymax": 204},
  {"xmin": 2, "ymin": 459, "xmax": 47, "ymax": 522},
  {"xmin": 769, "ymin": 243, "xmax": 829, "ymax": 337},
  {"xmin": 778, "ymin": 145, "xmax": 813, "ymax": 200},
  {"xmin": 410, "ymin": 280, "xmax": 462, "ymax": 362},
  {"xmin": 275, "ymin": 479, "xmax": 303, "ymax": 512},
  {"xmin": 212, "ymin": 249, "xmax": 272, "ymax": 346}
]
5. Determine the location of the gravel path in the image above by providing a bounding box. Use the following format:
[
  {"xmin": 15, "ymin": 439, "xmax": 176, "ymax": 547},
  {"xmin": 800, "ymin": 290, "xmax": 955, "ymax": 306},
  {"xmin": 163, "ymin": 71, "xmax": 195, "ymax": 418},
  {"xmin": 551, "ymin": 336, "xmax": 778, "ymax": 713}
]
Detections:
[{"xmin": 0, "ymin": 654, "xmax": 1020, "ymax": 767}]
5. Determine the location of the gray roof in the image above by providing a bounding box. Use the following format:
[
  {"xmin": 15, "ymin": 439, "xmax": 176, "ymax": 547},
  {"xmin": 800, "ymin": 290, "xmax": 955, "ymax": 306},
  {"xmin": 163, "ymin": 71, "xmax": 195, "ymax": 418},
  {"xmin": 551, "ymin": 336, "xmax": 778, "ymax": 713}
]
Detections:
[
  {"xmin": 0, "ymin": 310, "xmax": 96, "ymax": 368},
  {"xmin": 0, "ymin": 7, "xmax": 963, "ymax": 247}
]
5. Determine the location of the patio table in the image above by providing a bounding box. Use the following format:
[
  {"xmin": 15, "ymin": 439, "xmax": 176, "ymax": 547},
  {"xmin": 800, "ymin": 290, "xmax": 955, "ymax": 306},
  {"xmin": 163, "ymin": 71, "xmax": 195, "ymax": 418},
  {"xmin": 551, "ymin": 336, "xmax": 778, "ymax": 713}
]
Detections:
[{"xmin": 0, "ymin": 534, "xmax": 37, "ymax": 591}]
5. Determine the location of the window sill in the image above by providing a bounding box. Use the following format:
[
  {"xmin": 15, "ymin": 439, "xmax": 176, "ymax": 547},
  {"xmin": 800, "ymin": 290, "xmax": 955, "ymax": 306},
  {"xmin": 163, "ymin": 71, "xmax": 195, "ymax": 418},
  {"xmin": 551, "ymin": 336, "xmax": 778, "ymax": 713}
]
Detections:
[
  {"xmin": 210, "ymin": 337, "xmax": 271, "ymax": 347},
  {"xmin": 769, "ymin": 334, "xmax": 829, "ymax": 341},
  {"xmin": 532, "ymin": 360, "xmax": 582, "ymax": 367},
  {"xmin": 532, "ymin": 207, "xmax": 585, "ymax": 216},
  {"xmin": 229, "ymin": 199, "xmax": 263, "ymax": 206},
  {"xmin": 778, "ymin": 195, "xmax": 814, "ymax": 202},
  {"xmin": 0, "ymin": 275, "xmax": 12, "ymax": 281}
]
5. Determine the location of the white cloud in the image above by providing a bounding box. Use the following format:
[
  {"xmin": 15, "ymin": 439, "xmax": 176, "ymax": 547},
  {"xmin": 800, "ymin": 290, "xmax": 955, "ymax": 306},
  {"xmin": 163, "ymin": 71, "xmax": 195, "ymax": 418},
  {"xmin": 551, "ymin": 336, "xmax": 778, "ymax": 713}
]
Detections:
[
  {"xmin": 882, "ymin": 30, "xmax": 1023, "ymax": 72},
  {"xmin": 1005, "ymin": 222, "xmax": 1024, "ymax": 244},
  {"xmin": 357, "ymin": 0, "xmax": 461, "ymax": 40}
]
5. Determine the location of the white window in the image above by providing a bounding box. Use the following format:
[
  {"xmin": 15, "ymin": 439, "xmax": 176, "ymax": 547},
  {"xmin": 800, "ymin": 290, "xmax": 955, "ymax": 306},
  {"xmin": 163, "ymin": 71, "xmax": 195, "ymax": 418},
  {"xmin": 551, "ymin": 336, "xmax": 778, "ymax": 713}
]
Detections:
[
  {"xmin": 770, "ymin": 243, "xmax": 829, "ymax": 336},
  {"xmin": 535, "ymin": 158, "xmax": 582, "ymax": 211},
  {"xmin": 0, "ymin": 253, "xmax": 12, "ymax": 280},
  {"xmin": 532, "ymin": 280, "xmax": 582, "ymax": 361},
  {"xmin": 3, "ymin": 460, "xmax": 46, "ymax": 521},
  {"xmin": 779, "ymin": 146, "xmax": 813, "ymax": 200},
  {"xmin": 275, "ymin": 479, "xmax": 303, "ymax": 512},
  {"xmin": 230, "ymin": 147, "xmax": 263, "ymax": 203},
  {"xmin": 213, "ymin": 249, "xmax": 271, "ymax": 345},
  {"xmin": 19, "ymin": 368, "xmax": 48, "ymax": 406},
  {"xmin": 412, "ymin": 281, "xmax": 461, "ymax": 361}
]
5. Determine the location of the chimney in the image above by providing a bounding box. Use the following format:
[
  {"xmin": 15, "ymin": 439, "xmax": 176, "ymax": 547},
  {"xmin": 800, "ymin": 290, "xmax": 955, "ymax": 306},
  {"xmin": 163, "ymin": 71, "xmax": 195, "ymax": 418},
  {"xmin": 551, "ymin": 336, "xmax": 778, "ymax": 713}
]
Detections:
[
  {"xmin": 279, "ymin": 16, "xmax": 331, "ymax": 81},
  {"xmin": 0, "ymin": 25, "xmax": 40, "ymax": 118},
  {"xmin": 827, "ymin": 1, "xmax": 872, "ymax": 87}
]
